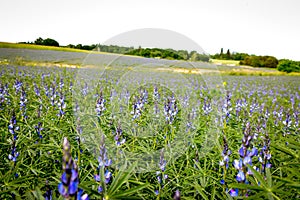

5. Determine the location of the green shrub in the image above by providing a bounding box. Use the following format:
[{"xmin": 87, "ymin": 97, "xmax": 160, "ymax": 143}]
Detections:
[{"xmin": 277, "ymin": 59, "xmax": 300, "ymax": 73}]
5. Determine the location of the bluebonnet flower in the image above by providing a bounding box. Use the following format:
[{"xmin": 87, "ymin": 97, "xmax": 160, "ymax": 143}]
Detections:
[
  {"xmin": 14, "ymin": 79, "xmax": 22, "ymax": 93},
  {"xmin": 249, "ymin": 100, "xmax": 258, "ymax": 117},
  {"xmin": 186, "ymin": 113, "xmax": 195, "ymax": 132},
  {"xmin": 96, "ymin": 91, "xmax": 106, "ymax": 117},
  {"xmin": 0, "ymin": 83, "xmax": 9, "ymax": 109},
  {"xmin": 8, "ymin": 114, "xmax": 19, "ymax": 163},
  {"xmin": 155, "ymin": 149, "xmax": 168, "ymax": 195},
  {"xmin": 235, "ymin": 99, "xmax": 242, "ymax": 117},
  {"xmin": 50, "ymin": 84, "xmax": 57, "ymax": 106},
  {"xmin": 34, "ymin": 83, "xmax": 40, "ymax": 96},
  {"xmin": 82, "ymin": 82, "xmax": 88, "ymax": 96},
  {"xmin": 203, "ymin": 98, "xmax": 212, "ymax": 115},
  {"xmin": 222, "ymin": 91, "xmax": 232, "ymax": 123},
  {"xmin": 44, "ymin": 180, "xmax": 52, "ymax": 200},
  {"xmin": 35, "ymin": 122, "xmax": 43, "ymax": 139},
  {"xmin": 113, "ymin": 124, "xmax": 125, "ymax": 146},
  {"xmin": 153, "ymin": 86, "xmax": 160, "ymax": 100},
  {"xmin": 57, "ymin": 92, "xmax": 66, "ymax": 117},
  {"xmin": 131, "ymin": 97, "xmax": 144, "ymax": 119},
  {"xmin": 164, "ymin": 97, "xmax": 178, "ymax": 124},
  {"xmin": 58, "ymin": 138, "xmax": 89, "ymax": 199},
  {"xmin": 220, "ymin": 136, "xmax": 231, "ymax": 169},
  {"xmin": 95, "ymin": 135, "xmax": 112, "ymax": 193},
  {"xmin": 258, "ymin": 132, "xmax": 271, "ymax": 172},
  {"xmin": 59, "ymin": 78, "xmax": 64, "ymax": 90},
  {"xmin": 229, "ymin": 188, "xmax": 238, "ymax": 197},
  {"xmin": 20, "ymin": 87, "xmax": 27, "ymax": 118},
  {"xmin": 173, "ymin": 189, "xmax": 180, "ymax": 200},
  {"xmin": 69, "ymin": 81, "xmax": 73, "ymax": 92},
  {"xmin": 283, "ymin": 113, "xmax": 292, "ymax": 136}
]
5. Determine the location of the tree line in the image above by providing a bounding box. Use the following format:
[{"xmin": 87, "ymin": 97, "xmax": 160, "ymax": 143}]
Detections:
[
  {"xmin": 211, "ymin": 48, "xmax": 279, "ymax": 68},
  {"xmin": 19, "ymin": 38, "xmax": 300, "ymax": 72}
]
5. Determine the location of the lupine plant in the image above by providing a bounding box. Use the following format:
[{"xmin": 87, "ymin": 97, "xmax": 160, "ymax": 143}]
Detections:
[{"xmin": 0, "ymin": 63, "xmax": 299, "ymax": 200}]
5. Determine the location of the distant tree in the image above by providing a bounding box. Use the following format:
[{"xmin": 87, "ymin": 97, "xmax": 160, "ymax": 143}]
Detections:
[
  {"xmin": 178, "ymin": 50, "xmax": 188, "ymax": 60},
  {"xmin": 34, "ymin": 37, "xmax": 44, "ymax": 45},
  {"xmin": 277, "ymin": 59, "xmax": 300, "ymax": 73},
  {"xmin": 264, "ymin": 56, "xmax": 278, "ymax": 68},
  {"xmin": 76, "ymin": 44, "xmax": 82, "ymax": 49},
  {"xmin": 225, "ymin": 49, "xmax": 231, "ymax": 60},
  {"xmin": 220, "ymin": 48, "xmax": 224, "ymax": 59},
  {"xmin": 34, "ymin": 37, "xmax": 59, "ymax": 47},
  {"xmin": 42, "ymin": 38, "xmax": 59, "ymax": 47}
]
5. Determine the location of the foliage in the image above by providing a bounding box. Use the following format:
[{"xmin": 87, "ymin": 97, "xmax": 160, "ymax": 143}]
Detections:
[
  {"xmin": 34, "ymin": 37, "xmax": 59, "ymax": 47},
  {"xmin": 240, "ymin": 55, "xmax": 278, "ymax": 68},
  {"xmin": 211, "ymin": 48, "xmax": 280, "ymax": 68},
  {"xmin": 125, "ymin": 48, "xmax": 209, "ymax": 62},
  {"xmin": 277, "ymin": 59, "xmax": 300, "ymax": 73},
  {"xmin": 0, "ymin": 54, "xmax": 299, "ymax": 199}
]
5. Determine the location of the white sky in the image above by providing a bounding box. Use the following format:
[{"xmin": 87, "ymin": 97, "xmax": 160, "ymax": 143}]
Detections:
[{"xmin": 1, "ymin": 0, "xmax": 300, "ymax": 60}]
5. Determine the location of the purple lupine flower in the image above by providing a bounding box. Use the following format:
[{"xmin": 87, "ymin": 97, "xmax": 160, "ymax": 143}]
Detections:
[
  {"xmin": 153, "ymin": 86, "xmax": 160, "ymax": 100},
  {"xmin": 220, "ymin": 136, "xmax": 231, "ymax": 169},
  {"xmin": 283, "ymin": 113, "xmax": 292, "ymax": 136},
  {"xmin": 35, "ymin": 122, "xmax": 43, "ymax": 139},
  {"xmin": 44, "ymin": 180, "xmax": 52, "ymax": 200},
  {"xmin": 229, "ymin": 188, "xmax": 238, "ymax": 197},
  {"xmin": 95, "ymin": 91, "xmax": 106, "ymax": 117},
  {"xmin": 14, "ymin": 79, "xmax": 22, "ymax": 93},
  {"xmin": 95, "ymin": 135, "xmax": 112, "ymax": 194},
  {"xmin": 164, "ymin": 97, "xmax": 178, "ymax": 124},
  {"xmin": 222, "ymin": 91, "xmax": 232, "ymax": 120},
  {"xmin": 59, "ymin": 78, "xmax": 64, "ymax": 90},
  {"xmin": 236, "ymin": 170, "xmax": 245, "ymax": 182},
  {"xmin": 20, "ymin": 87, "xmax": 27, "ymax": 117},
  {"xmin": 82, "ymin": 82, "xmax": 88, "ymax": 96},
  {"xmin": 258, "ymin": 132, "xmax": 272, "ymax": 172},
  {"xmin": 131, "ymin": 97, "xmax": 144, "ymax": 119},
  {"xmin": 58, "ymin": 137, "xmax": 89, "ymax": 199},
  {"xmin": 8, "ymin": 114, "xmax": 19, "ymax": 163},
  {"xmin": 50, "ymin": 84, "xmax": 57, "ymax": 106},
  {"xmin": 113, "ymin": 123, "xmax": 125, "ymax": 146},
  {"xmin": 155, "ymin": 149, "xmax": 168, "ymax": 195},
  {"xmin": 0, "ymin": 82, "xmax": 9, "ymax": 109},
  {"xmin": 34, "ymin": 83, "xmax": 41, "ymax": 96},
  {"xmin": 57, "ymin": 92, "xmax": 66, "ymax": 117},
  {"xmin": 235, "ymin": 99, "xmax": 242, "ymax": 117},
  {"xmin": 203, "ymin": 98, "xmax": 212, "ymax": 115},
  {"xmin": 173, "ymin": 189, "xmax": 180, "ymax": 200}
]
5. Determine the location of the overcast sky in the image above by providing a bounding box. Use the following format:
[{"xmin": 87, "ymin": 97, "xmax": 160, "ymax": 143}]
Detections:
[{"xmin": 1, "ymin": 0, "xmax": 300, "ymax": 60}]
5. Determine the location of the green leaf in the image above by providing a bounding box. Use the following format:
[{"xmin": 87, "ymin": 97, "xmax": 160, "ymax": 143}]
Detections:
[
  {"xmin": 107, "ymin": 163, "xmax": 136, "ymax": 195},
  {"xmin": 194, "ymin": 183, "xmax": 209, "ymax": 200},
  {"xmin": 272, "ymin": 144, "xmax": 298, "ymax": 158},
  {"xmin": 110, "ymin": 183, "xmax": 149, "ymax": 199},
  {"xmin": 229, "ymin": 183, "xmax": 264, "ymax": 191},
  {"xmin": 246, "ymin": 164, "xmax": 267, "ymax": 189}
]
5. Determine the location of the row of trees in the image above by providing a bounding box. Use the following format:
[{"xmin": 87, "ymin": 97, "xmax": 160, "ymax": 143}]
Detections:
[
  {"xmin": 19, "ymin": 38, "xmax": 299, "ymax": 72},
  {"xmin": 19, "ymin": 37, "xmax": 60, "ymax": 47},
  {"xmin": 125, "ymin": 48, "xmax": 209, "ymax": 62},
  {"xmin": 212, "ymin": 48, "xmax": 279, "ymax": 68},
  {"xmin": 210, "ymin": 48, "xmax": 250, "ymax": 60}
]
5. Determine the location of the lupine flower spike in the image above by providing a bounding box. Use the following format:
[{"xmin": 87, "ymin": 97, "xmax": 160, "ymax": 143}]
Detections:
[{"xmin": 58, "ymin": 137, "xmax": 88, "ymax": 200}]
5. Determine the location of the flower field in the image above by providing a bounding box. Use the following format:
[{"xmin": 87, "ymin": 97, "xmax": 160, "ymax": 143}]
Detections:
[{"xmin": 0, "ymin": 50, "xmax": 299, "ymax": 199}]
